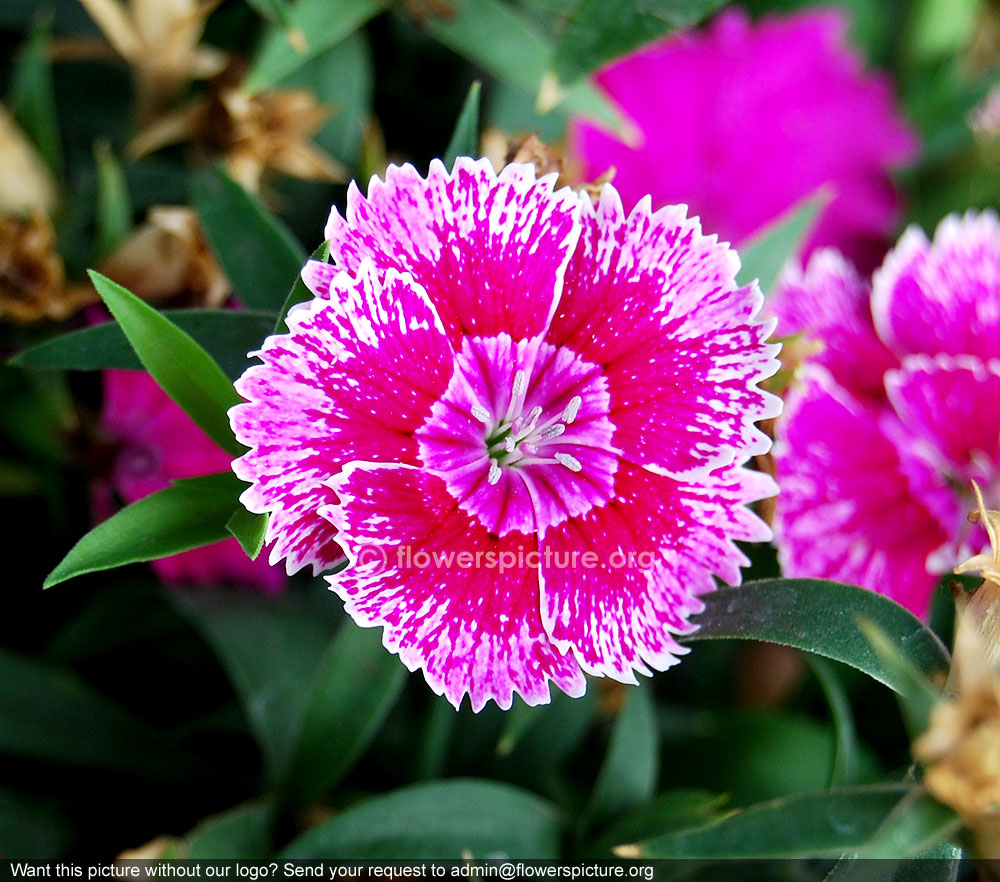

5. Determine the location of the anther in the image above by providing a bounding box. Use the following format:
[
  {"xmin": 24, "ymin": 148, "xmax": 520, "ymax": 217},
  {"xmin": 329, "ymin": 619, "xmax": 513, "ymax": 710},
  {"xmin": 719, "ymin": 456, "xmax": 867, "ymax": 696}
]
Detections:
[
  {"xmin": 511, "ymin": 370, "xmax": 526, "ymax": 399},
  {"xmin": 554, "ymin": 452, "xmax": 582, "ymax": 472},
  {"xmin": 487, "ymin": 461, "xmax": 502, "ymax": 485},
  {"xmin": 471, "ymin": 403, "xmax": 491, "ymax": 423},
  {"xmin": 539, "ymin": 424, "xmax": 565, "ymax": 440},
  {"xmin": 561, "ymin": 396, "xmax": 582, "ymax": 424}
]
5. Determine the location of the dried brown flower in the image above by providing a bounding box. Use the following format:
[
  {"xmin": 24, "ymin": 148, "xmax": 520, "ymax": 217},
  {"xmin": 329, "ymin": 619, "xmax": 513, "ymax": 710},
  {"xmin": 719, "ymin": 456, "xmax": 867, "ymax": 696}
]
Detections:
[
  {"xmin": 0, "ymin": 213, "xmax": 95, "ymax": 324},
  {"xmin": 98, "ymin": 206, "xmax": 230, "ymax": 308},
  {"xmin": 0, "ymin": 104, "xmax": 57, "ymax": 216}
]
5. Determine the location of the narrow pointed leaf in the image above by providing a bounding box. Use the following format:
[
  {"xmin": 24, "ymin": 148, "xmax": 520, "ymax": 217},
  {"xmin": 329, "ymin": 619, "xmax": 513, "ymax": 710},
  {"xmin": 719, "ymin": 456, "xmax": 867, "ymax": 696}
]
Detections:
[
  {"xmin": 87, "ymin": 271, "xmax": 243, "ymax": 455},
  {"xmin": 586, "ymin": 686, "xmax": 658, "ymax": 825},
  {"xmin": 859, "ymin": 789, "xmax": 960, "ymax": 859},
  {"xmin": 280, "ymin": 624, "xmax": 407, "ymax": 805},
  {"xmin": 245, "ymin": 0, "xmax": 386, "ymax": 92},
  {"xmin": 276, "ymin": 241, "xmax": 330, "ymax": 332},
  {"xmin": 11, "ymin": 21, "xmax": 62, "ymax": 174},
  {"xmin": 194, "ymin": 167, "xmax": 307, "ymax": 313},
  {"xmin": 736, "ymin": 193, "xmax": 827, "ymax": 294},
  {"xmin": 226, "ymin": 506, "xmax": 268, "ymax": 559},
  {"xmin": 45, "ymin": 472, "xmax": 245, "ymax": 588},
  {"xmin": 684, "ymin": 580, "xmax": 951, "ymax": 694},
  {"xmin": 807, "ymin": 655, "xmax": 860, "ymax": 788},
  {"xmin": 443, "ymin": 81, "xmax": 481, "ymax": 167},
  {"xmin": 174, "ymin": 592, "xmax": 341, "ymax": 785},
  {"xmin": 620, "ymin": 784, "xmax": 912, "ymax": 859},
  {"xmin": 552, "ymin": 0, "xmax": 727, "ymax": 86},
  {"xmin": 11, "ymin": 309, "xmax": 277, "ymax": 380},
  {"xmin": 183, "ymin": 801, "xmax": 275, "ymax": 859},
  {"xmin": 280, "ymin": 779, "xmax": 563, "ymax": 858},
  {"xmin": 94, "ymin": 141, "xmax": 132, "ymax": 259}
]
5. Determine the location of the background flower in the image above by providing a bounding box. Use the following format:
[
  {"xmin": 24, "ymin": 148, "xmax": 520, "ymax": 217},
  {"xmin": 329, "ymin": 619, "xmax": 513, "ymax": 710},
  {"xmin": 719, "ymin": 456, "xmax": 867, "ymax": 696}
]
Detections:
[
  {"xmin": 773, "ymin": 211, "xmax": 1000, "ymax": 617},
  {"xmin": 570, "ymin": 6, "xmax": 918, "ymax": 273},
  {"xmin": 96, "ymin": 369, "xmax": 284, "ymax": 590}
]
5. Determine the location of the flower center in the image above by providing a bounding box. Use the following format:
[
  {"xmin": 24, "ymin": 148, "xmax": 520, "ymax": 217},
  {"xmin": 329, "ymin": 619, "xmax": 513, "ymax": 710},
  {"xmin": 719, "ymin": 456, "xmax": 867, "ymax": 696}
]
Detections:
[{"xmin": 417, "ymin": 333, "xmax": 619, "ymax": 537}]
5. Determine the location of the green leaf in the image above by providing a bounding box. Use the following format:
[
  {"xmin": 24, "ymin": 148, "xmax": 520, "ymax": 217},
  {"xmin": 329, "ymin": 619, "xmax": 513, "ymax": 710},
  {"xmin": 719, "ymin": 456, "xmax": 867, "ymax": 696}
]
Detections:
[
  {"xmin": 226, "ymin": 506, "xmax": 267, "ymax": 560},
  {"xmin": 174, "ymin": 591, "xmax": 342, "ymax": 785},
  {"xmin": 423, "ymin": 0, "xmax": 626, "ymax": 134},
  {"xmin": 183, "ymin": 801, "xmax": 275, "ymax": 859},
  {"xmin": 584, "ymin": 789, "xmax": 727, "ymax": 860},
  {"xmin": 194, "ymin": 167, "xmax": 307, "ymax": 313},
  {"xmin": 280, "ymin": 624, "xmax": 407, "ymax": 806},
  {"xmin": 552, "ymin": 0, "xmax": 726, "ymax": 86},
  {"xmin": 87, "ymin": 271, "xmax": 243, "ymax": 455},
  {"xmin": 807, "ymin": 655, "xmax": 861, "ymax": 788},
  {"xmin": 619, "ymin": 783, "xmax": 912, "ymax": 859},
  {"xmin": 443, "ymin": 81, "xmax": 482, "ymax": 167},
  {"xmin": 585, "ymin": 686, "xmax": 658, "ymax": 826},
  {"xmin": 93, "ymin": 141, "xmax": 132, "ymax": 259},
  {"xmin": 10, "ymin": 20, "xmax": 62, "ymax": 175},
  {"xmin": 735, "ymin": 193, "xmax": 828, "ymax": 294},
  {"xmin": 859, "ymin": 620, "xmax": 943, "ymax": 738},
  {"xmin": 280, "ymin": 779, "xmax": 564, "ymax": 858},
  {"xmin": 276, "ymin": 241, "xmax": 330, "ymax": 332},
  {"xmin": 243, "ymin": 0, "xmax": 292, "ymax": 28},
  {"xmin": 0, "ymin": 788, "xmax": 73, "ymax": 858},
  {"xmin": 44, "ymin": 472, "xmax": 245, "ymax": 588},
  {"xmin": 245, "ymin": 0, "xmax": 386, "ymax": 92},
  {"xmin": 683, "ymin": 580, "xmax": 951, "ymax": 694},
  {"xmin": 11, "ymin": 309, "xmax": 277, "ymax": 381},
  {"xmin": 858, "ymin": 789, "xmax": 961, "ymax": 859},
  {"xmin": 0, "ymin": 646, "xmax": 197, "ymax": 775},
  {"xmin": 827, "ymin": 840, "xmax": 963, "ymax": 880}
]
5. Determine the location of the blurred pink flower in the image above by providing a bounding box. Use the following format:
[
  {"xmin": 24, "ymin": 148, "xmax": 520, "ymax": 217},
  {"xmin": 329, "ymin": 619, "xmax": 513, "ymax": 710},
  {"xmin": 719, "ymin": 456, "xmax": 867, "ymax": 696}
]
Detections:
[
  {"xmin": 570, "ymin": 6, "xmax": 918, "ymax": 274},
  {"xmin": 95, "ymin": 369, "xmax": 285, "ymax": 591},
  {"xmin": 772, "ymin": 211, "xmax": 1000, "ymax": 618}
]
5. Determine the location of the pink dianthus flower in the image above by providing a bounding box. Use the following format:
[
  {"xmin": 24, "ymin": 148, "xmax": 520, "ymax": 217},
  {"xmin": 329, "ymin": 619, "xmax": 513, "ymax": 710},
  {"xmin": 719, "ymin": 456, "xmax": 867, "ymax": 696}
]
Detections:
[
  {"xmin": 96, "ymin": 369, "xmax": 285, "ymax": 591},
  {"xmin": 230, "ymin": 158, "xmax": 780, "ymax": 710},
  {"xmin": 772, "ymin": 211, "xmax": 1000, "ymax": 618},
  {"xmin": 570, "ymin": 6, "xmax": 917, "ymax": 274}
]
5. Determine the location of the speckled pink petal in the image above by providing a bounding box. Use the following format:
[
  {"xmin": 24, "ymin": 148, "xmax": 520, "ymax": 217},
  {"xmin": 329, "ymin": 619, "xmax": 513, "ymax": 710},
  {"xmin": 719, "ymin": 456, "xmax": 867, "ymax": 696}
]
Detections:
[
  {"xmin": 324, "ymin": 158, "xmax": 581, "ymax": 347},
  {"xmin": 769, "ymin": 249, "xmax": 898, "ymax": 403},
  {"xmin": 546, "ymin": 186, "xmax": 781, "ymax": 478},
  {"xmin": 774, "ymin": 369, "xmax": 950, "ymax": 617},
  {"xmin": 322, "ymin": 463, "xmax": 586, "ymax": 711},
  {"xmin": 230, "ymin": 262, "xmax": 454, "ymax": 575},
  {"xmin": 540, "ymin": 460, "xmax": 774, "ymax": 681},
  {"xmin": 872, "ymin": 211, "xmax": 1000, "ymax": 362}
]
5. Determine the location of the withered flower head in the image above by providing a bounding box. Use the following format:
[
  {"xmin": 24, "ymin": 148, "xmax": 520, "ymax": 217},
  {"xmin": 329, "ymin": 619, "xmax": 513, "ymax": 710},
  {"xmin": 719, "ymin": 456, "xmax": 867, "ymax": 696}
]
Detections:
[
  {"xmin": 76, "ymin": 0, "xmax": 228, "ymax": 120},
  {"xmin": 128, "ymin": 67, "xmax": 346, "ymax": 194},
  {"xmin": 914, "ymin": 482, "xmax": 1000, "ymax": 858},
  {"xmin": 98, "ymin": 205, "xmax": 230, "ymax": 307},
  {"xmin": 0, "ymin": 213, "xmax": 95, "ymax": 324}
]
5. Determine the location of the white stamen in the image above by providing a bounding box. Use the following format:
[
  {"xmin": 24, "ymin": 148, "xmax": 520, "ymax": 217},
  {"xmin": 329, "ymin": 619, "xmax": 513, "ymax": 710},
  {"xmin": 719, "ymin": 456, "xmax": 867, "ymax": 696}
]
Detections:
[
  {"xmin": 471, "ymin": 403, "xmax": 491, "ymax": 423},
  {"xmin": 511, "ymin": 370, "xmax": 526, "ymax": 399},
  {"xmin": 554, "ymin": 452, "xmax": 582, "ymax": 472},
  {"xmin": 539, "ymin": 424, "xmax": 565, "ymax": 440},
  {"xmin": 561, "ymin": 396, "xmax": 582, "ymax": 424},
  {"xmin": 521, "ymin": 406, "xmax": 542, "ymax": 431},
  {"xmin": 487, "ymin": 461, "xmax": 502, "ymax": 485},
  {"xmin": 504, "ymin": 437, "xmax": 516, "ymax": 453}
]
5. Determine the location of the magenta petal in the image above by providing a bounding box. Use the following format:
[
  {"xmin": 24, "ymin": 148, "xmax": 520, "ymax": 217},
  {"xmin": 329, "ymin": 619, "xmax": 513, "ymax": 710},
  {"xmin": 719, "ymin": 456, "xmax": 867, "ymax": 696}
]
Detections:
[
  {"xmin": 774, "ymin": 370, "xmax": 949, "ymax": 617},
  {"xmin": 324, "ymin": 158, "xmax": 582, "ymax": 347},
  {"xmin": 886, "ymin": 354, "xmax": 1000, "ymax": 484},
  {"xmin": 322, "ymin": 463, "xmax": 586, "ymax": 711},
  {"xmin": 230, "ymin": 263, "xmax": 454, "ymax": 575},
  {"xmin": 547, "ymin": 187, "xmax": 781, "ymax": 478},
  {"xmin": 99, "ymin": 370, "xmax": 284, "ymax": 592},
  {"xmin": 872, "ymin": 211, "xmax": 1000, "ymax": 362},
  {"xmin": 540, "ymin": 460, "xmax": 774, "ymax": 681},
  {"xmin": 570, "ymin": 6, "xmax": 916, "ymax": 271},
  {"xmin": 769, "ymin": 249, "xmax": 898, "ymax": 403}
]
